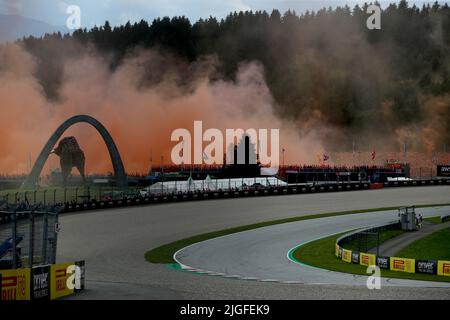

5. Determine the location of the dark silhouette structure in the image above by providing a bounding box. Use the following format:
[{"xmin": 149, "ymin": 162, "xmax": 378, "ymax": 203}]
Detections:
[
  {"xmin": 225, "ymin": 135, "xmax": 260, "ymax": 178},
  {"xmin": 51, "ymin": 136, "xmax": 86, "ymax": 185},
  {"xmin": 22, "ymin": 115, "xmax": 127, "ymax": 188}
]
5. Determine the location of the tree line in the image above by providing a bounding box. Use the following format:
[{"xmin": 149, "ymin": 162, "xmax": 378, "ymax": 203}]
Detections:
[{"xmin": 18, "ymin": 1, "xmax": 450, "ymax": 151}]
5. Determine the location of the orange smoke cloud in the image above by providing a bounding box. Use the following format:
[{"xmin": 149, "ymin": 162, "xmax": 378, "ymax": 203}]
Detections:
[{"xmin": 0, "ymin": 43, "xmax": 324, "ymax": 176}]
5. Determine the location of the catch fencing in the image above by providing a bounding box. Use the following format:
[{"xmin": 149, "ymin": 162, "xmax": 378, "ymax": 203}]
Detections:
[{"xmin": 0, "ymin": 204, "xmax": 61, "ymax": 270}]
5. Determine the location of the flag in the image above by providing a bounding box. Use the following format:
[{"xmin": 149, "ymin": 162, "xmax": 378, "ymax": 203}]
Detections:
[
  {"xmin": 187, "ymin": 174, "xmax": 193, "ymax": 191},
  {"xmin": 323, "ymin": 154, "xmax": 329, "ymax": 162},
  {"xmin": 371, "ymin": 151, "xmax": 376, "ymax": 160},
  {"xmin": 203, "ymin": 152, "xmax": 209, "ymax": 161},
  {"xmin": 181, "ymin": 140, "xmax": 184, "ymax": 157}
]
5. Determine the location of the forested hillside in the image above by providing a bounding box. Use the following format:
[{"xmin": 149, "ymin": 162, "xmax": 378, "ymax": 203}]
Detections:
[{"xmin": 16, "ymin": 1, "xmax": 450, "ymax": 151}]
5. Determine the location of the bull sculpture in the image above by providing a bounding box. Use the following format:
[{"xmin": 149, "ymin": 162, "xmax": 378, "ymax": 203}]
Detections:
[{"xmin": 51, "ymin": 136, "xmax": 86, "ymax": 185}]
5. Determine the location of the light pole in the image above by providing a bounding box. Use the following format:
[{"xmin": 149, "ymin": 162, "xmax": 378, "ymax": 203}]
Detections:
[{"xmin": 161, "ymin": 155, "xmax": 164, "ymax": 194}]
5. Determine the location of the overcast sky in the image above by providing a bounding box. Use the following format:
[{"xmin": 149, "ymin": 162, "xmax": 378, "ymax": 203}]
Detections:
[{"xmin": 0, "ymin": 0, "xmax": 447, "ymax": 27}]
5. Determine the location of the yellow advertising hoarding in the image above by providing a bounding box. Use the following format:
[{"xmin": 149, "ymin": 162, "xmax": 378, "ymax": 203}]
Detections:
[
  {"xmin": 437, "ymin": 260, "xmax": 450, "ymax": 277},
  {"xmin": 50, "ymin": 262, "xmax": 74, "ymax": 300},
  {"xmin": 390, "ymin": 257, "xmax": 415, "ymax": 273},
  {"xmin": 342, "ymin": 249, "xmax": 352, "ymax": 263},
  {"xmin": 359, "ymin": 253, "xmax": 376, "ymax": 267},
  {"xmin": 0, "ymin": 268, "xmax": 31, "ymax": 301}
]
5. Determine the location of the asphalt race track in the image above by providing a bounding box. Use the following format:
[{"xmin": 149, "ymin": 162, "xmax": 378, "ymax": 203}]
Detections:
[
  {"xmin": 175, "ymin": 207, "xmax": 450, "ymax": 287},
  {"xmin": 58, "ymin": 186, "xmax": 450, "ymax": 299}
]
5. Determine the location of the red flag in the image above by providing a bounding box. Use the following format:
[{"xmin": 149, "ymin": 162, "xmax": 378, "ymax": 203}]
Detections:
[{"xmin": 371, "ymin": 151, "xmax": 376, "ymax": 160}]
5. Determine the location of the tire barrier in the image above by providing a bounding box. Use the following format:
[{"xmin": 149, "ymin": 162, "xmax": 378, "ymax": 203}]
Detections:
[
  {"xmin": 2, "ymin": 178, "xmax": 447, "ymax": 218},
  {"xmin": 59, "ymin": 182, "xmax": 371, "ymax": 214},
  {"xmin": 335, "ymin": 224, "xmax": 450, "ymax": 277},
  {"xmin": 49, "ymin": 178, "xmax": 450, "ymax": 214},
  {"xmin": 383, "ymin": 178, "xmax": 450, "ymax": 188},
  {"xmin": 0, "ymin": 260, "xmax": 85, "ymax": 300}
]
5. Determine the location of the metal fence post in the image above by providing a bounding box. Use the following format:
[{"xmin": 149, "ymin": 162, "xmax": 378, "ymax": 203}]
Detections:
[
  {"xmin": 53, "ymin": 189, "xmax": 57, "ymax": 205},
  {"xmin": 52, "ymin": 211, "xmax": 59, "ymax": 264},
  {"xmin": 64, "ymin": 188, "xmax": 67, "ymax": 203},
  {"xmin": 376, "ymin": 232, "xmax": 380, "ymax": 256},
  {"xmin": 29, "ymin": 211, "xmax": 35, "ymax": 268},
  {"xmin": 75, "ymin": 187, "xmax": 78, "ymax": 203},
  {"xmin": 43, "ymin": 190, "xmax": 47, "ymax": 206},
  {"xmin": 42, "ymin": 211, "xmax": 48, "ymax": 265},
  {"xmin": 12, "ymin": 211, "xmax": 17, "ymax": 269},
  {"xmin": 33, "ymin": 190, "xmax": 37, "ymax": 205}
]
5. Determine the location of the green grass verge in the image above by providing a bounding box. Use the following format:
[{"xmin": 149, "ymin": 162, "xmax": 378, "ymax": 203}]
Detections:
[
  {"xmin": 342, "ymin": 229, "xmax": 405, "ymax": 252},
  {"xmin": 424, "ymin": 216, "xmax": 442, "ymax": 224},
  {"xmin": 292, "ymin": 233, "xmax": 450, "ymax": 283},
  {"xmin": 145, "ymin": 202, "xmax": 450, "ymax": 264},
  {"xmin": 396, "ymin": 226, "xmax": 450, "ymax": 261}
]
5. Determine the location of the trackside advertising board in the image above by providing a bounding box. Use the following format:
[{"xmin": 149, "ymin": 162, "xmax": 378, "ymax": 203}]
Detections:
[
  {"xmin": 0, "ymin": 268, "xmax": 31, "ymax": 300},
  {"xmin": 336, "ymin": 240, "xmax": 449, "ymax": 277},
  {"xmin": 75, "ymin": 260, "xmax": 86, "ymax": 291},
  {"xmin": 390, "ymin": 257, "xmax": 415, "ymax": 273},
  {"xmin": 438, "ymin": 260, "xmax": 450, "ymax": 277},
  {"xmin": 415, "ymin": 260, "xmax": 437, "ymax": 275},
  {"xmin": 359, "ymin": 253, "xmax": 376, "ymax": 267},
  {"xmin": 31, "ymin": 265, "xmax": 51, "ymax": 300},
  {"xmin": 50, "ymin": 262, "xmax": 74, "ymax": 300},
  {"xmin": 437, "ymin": 165, "xmax": 450, "ymax": 177},
  {"xmin": 0, "ymin": 261, "xmax": 85, "ymax": 300},
  {"xmin": 342, "ymin": 249, "xmax": 352, "ymax": 263},
  {"xmin": 351, "ymin": 252, "xmax": 360, "ymax": 264},
  {"xmin": 376, "ymin": 256, "xmax": 390, "ymax": 270}
]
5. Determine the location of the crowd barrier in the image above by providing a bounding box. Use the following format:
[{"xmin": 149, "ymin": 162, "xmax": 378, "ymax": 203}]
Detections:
[
  {"xmin": 335, "ymin": 224, "xmax": 450, "ymax": 277},
  {"xmin": 0, "ymin": 260, "xmax": 85, "ymax": 300}
]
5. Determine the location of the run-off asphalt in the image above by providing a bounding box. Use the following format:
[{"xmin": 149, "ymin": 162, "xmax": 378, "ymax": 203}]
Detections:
[{"xmin": 57, "ymin": 186, "xmax": 450, "ymax": 299}]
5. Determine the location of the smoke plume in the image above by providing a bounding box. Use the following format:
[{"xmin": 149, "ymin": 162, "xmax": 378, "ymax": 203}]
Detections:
[
  {"xmin": 1, "ymin": 5, "xmax": 449, "ymax": 175},
  {"xmin": 0, "ymin": 43, "xmax": 314, "ymax": 175}
]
